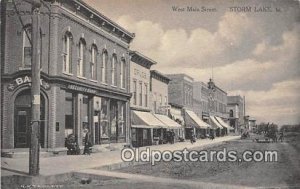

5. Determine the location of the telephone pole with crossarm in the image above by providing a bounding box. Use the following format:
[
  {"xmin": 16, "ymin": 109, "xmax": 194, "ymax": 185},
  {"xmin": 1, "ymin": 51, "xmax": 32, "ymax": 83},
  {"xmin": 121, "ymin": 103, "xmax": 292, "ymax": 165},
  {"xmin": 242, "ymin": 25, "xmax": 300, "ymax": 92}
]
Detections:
[{"xmin": 29, "ymin": 0, "xmax": 41, "ymax": 176}]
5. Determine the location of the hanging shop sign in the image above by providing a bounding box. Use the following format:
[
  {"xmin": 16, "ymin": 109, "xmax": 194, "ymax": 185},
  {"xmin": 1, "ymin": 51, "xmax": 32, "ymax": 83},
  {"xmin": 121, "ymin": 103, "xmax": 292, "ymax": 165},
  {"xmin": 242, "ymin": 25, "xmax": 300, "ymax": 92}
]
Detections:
[
  {"xmin": 67, "ymin": 84, "xmax": 97, "ymax": 94},
  {"xmin": 7, "ymin": 75, "xmax": 51, "ymax": 91}
]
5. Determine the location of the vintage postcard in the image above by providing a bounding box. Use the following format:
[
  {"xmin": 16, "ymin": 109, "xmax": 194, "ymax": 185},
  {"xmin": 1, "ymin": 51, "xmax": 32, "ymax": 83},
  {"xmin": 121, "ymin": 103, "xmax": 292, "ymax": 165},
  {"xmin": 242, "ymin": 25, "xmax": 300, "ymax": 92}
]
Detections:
[{"xmin": 1, "ymin": 0, "xmax": 299, "ymax": 188}]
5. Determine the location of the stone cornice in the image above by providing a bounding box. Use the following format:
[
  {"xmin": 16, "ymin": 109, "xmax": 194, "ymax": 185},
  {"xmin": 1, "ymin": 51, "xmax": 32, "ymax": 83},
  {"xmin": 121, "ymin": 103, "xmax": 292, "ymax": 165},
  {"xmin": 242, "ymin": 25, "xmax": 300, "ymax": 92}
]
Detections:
[{"xmin": 48, "ymin": 0, "xmax": 135, "ymax": 44}]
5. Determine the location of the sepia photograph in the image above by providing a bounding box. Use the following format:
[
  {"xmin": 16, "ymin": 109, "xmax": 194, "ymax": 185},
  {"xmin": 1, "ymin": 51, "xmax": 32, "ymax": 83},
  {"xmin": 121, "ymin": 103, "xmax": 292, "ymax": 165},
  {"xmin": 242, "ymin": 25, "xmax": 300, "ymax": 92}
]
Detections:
[{"xmin": 1, "ymin": 0, "xmax": 300, "ymax": 188}]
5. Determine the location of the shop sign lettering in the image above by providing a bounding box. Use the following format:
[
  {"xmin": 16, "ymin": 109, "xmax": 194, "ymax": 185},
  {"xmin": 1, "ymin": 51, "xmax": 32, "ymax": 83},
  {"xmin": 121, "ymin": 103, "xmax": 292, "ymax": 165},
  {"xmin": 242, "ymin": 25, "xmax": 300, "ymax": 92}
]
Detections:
[
  {"xmin": 7, "ymin": 75, "xmax": 50, "ymax": 91},
  {"xmin": 67, "ymin": 84, "xmax": 97, "ymax": 94}
]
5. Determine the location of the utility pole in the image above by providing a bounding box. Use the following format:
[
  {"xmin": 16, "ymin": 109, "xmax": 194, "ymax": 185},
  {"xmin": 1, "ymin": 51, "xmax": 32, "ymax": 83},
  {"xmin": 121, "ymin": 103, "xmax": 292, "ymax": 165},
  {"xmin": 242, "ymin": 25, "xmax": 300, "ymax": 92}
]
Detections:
[{"xmin": 29, "ymin": 0, "xmax": 41, "ymax": 176}]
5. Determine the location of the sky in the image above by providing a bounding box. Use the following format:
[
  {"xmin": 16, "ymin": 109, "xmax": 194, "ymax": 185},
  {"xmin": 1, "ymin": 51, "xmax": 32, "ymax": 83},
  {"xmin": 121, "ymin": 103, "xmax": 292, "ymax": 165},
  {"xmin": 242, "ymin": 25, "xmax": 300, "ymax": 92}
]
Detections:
[{"xmin": 84, "ymin": 0, "xmax": 300, "ymax": 125}]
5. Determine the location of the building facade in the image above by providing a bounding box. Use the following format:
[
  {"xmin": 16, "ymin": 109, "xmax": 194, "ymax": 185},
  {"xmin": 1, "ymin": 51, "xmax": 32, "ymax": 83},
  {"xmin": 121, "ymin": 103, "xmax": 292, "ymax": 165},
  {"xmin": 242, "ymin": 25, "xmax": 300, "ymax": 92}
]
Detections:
[
  {"xmin": 227, "ymin": 95, "xmax": 245, "ymax": 132},
  {"xmin": 167, "ymin": 74, "xmax": 194, "ymax": 110},
  {"xmin": 207, "ymin": 79, "xmax": 228, "ymax": 119},
  {"xmin": 167, "ymin": 74, "xmax": 212, "ymax": 139},
  {"xmin": 192, "ymin": 81, "xmax": 209, "ymax": 121},
  {"xmin": 129, "ymin": 51, "xmax": 156, "ymax": 147},
  {"xmin": 1, "ymin": 0, "xmax": 134, "ymax": 150},
  {"xmin": 150, "ymin": 70, "xmax": 183, "ymax": 143},
  {"xmin": 206, "ymin": 79, "xmax": 232, "ymax": 136},
  {"xmin": 150, "ymin": 70, "xmax": 170, "ymax": 115}
]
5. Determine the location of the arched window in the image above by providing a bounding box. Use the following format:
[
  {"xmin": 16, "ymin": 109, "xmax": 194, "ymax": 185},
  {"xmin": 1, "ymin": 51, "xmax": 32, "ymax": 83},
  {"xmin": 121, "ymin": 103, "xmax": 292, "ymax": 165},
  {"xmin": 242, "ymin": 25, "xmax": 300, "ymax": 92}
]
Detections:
[
  {"xmin": 63, "ymin": 32, "xmax": 72, "ymax": 73},
  {"xmin": 77, "ymin": 38, "xmax": 86, "ymax": 77},
  {"xmin": 120, "ymin": 58, "xmax": 126, "ymax": 88},
  {"xmin": 101, "ymin": 50, "xmax": 108, "ymax": 83},
  {"xmin": 90, "ymin": 44, "xmax": 97, "ymax": 80},
  {"xmin": 229, "ymin": 110, "xmax": 234, "ymax": 117},
  {"xmin": 111, "ymin": 54, "xmax": 117, "ymax": 86},
  {"xmin": 22, "ymin": 24, "xmax": 32, "ymax": 67}
]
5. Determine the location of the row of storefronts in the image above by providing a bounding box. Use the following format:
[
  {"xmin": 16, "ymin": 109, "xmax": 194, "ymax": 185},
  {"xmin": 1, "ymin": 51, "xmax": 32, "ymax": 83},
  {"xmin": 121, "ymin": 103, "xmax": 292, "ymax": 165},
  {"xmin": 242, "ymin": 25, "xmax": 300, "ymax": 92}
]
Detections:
[
  {"xmin": 1, "ymin": 0, "xmax": 235, "ymax": 151},
  {"xmin": 130, "ymin": 107, "xmax": 234, "ymax": 148}
]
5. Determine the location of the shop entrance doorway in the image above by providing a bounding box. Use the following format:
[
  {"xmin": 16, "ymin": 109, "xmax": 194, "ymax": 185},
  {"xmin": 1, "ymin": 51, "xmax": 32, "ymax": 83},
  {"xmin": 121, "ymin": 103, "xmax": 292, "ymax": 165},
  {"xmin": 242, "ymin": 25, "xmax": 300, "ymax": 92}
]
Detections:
[{"xmin": 14, "ymin": 90, "xmax": 46, "ymax": 148}]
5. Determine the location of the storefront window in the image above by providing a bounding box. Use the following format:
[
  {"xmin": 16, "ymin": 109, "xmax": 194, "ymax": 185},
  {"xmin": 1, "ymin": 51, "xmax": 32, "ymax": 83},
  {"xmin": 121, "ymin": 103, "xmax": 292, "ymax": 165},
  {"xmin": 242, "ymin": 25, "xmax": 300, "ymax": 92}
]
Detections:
[
  {"xmin": 132, "ymin": 128, "xmax": 137, "ymax": 142},
  {"xmin": 101, "ymin": 97, "xmax": 109, "ymax": 138},
  {"xmin": 110, "ymin": 101, "xmax": 117, "ymax": 137},
  {"xmin": 65, "ymin": 92, "xmax": 74, "ymax": 138},
  {"xmin": 118, "ymin": 102, "xmax": 125, "ymax": 136},
  {"xmin": 82, "ymin": 95, "xmax": 89, "ymax": 131},
  {"xmin": 143, "ymin": 129, "xmax": 148, "ymax": 140},
  {"xmin": 94, "ymin": 97, "xmax": 101, "ymax": 144}
]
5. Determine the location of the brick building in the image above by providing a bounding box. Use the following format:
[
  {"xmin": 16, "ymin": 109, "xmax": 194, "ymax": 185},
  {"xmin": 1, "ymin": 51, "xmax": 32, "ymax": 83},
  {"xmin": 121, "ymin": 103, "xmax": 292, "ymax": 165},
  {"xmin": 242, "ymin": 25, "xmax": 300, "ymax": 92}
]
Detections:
[
  {"xmin": 1, "ymin": 0, "xmax": 134, "ymax": 151},
  {"xmin": 206, "ymin": 79, "xmax": 233, "ymax": 136},
  {"xmin": 167, "ymin": 74, "xmax": 194, "ymax": 110},
  {"xmin": 129, "ymin": 51, "xmax": 157, "ymax": 147},
  {"xmin": 150, "ymin": 70, "xmax": 170, "ymax": 115},
  {"xmin": 192, "ymin": 81, "xmax": 209, "ymax": 121},
  {"xmin": 227, "ymin": 95, "xmax": 245, "ymax": 133},
  {"xmin": 150, "ymin": 70, "xmax": 182, "ymax": 143},
  {"xmin": 167, "ymin": 74, "xmax": 210, "ymax": 139}
]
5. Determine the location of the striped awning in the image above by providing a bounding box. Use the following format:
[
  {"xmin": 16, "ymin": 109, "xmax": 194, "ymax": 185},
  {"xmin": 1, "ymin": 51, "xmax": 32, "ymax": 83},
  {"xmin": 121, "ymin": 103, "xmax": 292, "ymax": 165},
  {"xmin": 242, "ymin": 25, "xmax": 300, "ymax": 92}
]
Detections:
[
  {"xmin": 215, "ymin": 116, "xmax": 235, "ymax": 130},
  {"xmin": 153, "ymin": 114, "xmax": 182, "ymax": 129},
  {"xmin": 131, "ymin": 111, "xmax": 165, "ymax": 128},
  {"xmin": 185, "ymin": 110, "xmax": 211, "ymax": 129},
  {"xmin": 209, "ymin": 116, "xmax": 223, "ymax": 129}
]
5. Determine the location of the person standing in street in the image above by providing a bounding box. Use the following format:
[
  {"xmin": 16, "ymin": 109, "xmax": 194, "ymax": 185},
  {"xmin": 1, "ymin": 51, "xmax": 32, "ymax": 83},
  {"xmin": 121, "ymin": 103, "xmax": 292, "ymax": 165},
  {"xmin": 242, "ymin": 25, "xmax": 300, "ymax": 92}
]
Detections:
[{"xmin": 83, "ymin": 129, "xmax": 91, "ymax": 155}]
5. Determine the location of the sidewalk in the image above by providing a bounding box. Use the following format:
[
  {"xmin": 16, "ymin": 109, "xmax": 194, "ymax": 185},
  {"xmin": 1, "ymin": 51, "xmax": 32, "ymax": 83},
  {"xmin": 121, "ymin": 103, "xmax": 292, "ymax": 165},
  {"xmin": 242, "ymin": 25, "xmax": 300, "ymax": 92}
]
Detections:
[
  {"xmin": 1, "ymin": 135, "xmax": 239, "ymax": 177},
  {"xmin": 75, "ymin": 168, "xmax": 254, "ymax": 189}
]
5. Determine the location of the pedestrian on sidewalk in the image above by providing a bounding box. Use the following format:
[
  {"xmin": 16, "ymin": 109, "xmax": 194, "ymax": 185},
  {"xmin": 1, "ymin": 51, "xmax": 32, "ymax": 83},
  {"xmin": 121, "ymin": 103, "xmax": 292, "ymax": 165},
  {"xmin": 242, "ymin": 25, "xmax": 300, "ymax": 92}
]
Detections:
[
  {"xmin": 190, "ymin": 132, "xmax": 196, "ymax": 144},
  {"xmin": 278, "ymin": 131, "xmax": 284, "ymax": 142},
  {"xmin": 83, "ymin": 128, "xmax": 92, "ymax": 155}
]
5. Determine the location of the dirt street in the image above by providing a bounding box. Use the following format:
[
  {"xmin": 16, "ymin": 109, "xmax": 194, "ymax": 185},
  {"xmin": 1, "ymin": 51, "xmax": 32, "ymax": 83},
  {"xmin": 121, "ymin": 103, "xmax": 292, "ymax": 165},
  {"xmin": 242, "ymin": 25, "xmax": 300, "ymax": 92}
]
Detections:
[
  {"xmin": 57, "ymin": 133, "xmax": 300, "ymax": 188},
  {"xmin": 117, "ymin": 133, "xmax": 300, "ymax": 188}
]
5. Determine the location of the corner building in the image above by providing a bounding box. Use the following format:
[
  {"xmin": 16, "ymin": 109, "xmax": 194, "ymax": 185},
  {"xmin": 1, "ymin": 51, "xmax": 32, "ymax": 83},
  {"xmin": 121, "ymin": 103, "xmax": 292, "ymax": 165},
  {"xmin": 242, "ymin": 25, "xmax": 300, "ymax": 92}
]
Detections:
[{"xmin": 1, "ymin": 0, "xmax": 134, "ymax": 150}]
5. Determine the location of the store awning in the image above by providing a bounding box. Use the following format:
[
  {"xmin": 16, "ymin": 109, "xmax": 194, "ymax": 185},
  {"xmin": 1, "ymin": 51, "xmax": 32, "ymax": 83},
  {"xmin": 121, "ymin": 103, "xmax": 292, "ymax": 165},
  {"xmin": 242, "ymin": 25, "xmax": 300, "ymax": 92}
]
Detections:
[
  {"xmin": 131, "ymin": 111, "xmax": 165, "ymax": 128},
  {"xmin": 215, "ymin": 116, "xmax": 235, "ymax": 130},
  {"xmin": 185, "ymin": 110, "xmax": 211, "ymax": 129},
  {"xmin": 153, "ymin": 114, "xmax": 182, "ymax": 129},
  {"xmin": 209, "ymin": 116, "xmax": 223, "ymax": 129},
  {"xmin": 169, "ymin": 109, "xmax": 185, "ymax": 125}
]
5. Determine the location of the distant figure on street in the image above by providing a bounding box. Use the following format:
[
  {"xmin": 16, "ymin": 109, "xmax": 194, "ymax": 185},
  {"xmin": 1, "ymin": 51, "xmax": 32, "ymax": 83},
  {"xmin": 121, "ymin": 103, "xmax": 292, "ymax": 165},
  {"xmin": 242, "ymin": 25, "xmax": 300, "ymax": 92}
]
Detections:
[
  {"xmin": 83, "ymin": 129, "xmax": 92, "ymax": 155},
  {"xmin": 209, "ymin": 133, "xmax": 215, "ymax": 140},
  {"xmin": 278, "ymin": 131, "xmax": 284, "ymax": 142},
  {"xmin": 171, "ymin": 131, "xmax": 175, "ymax": 144},
  {"xmin": 65, "ymin": 134, "xmax": 80, "ymax": 155},
  {"xmin": 190, "ymin": 132, "xmax": 196, "ymax": 144}
]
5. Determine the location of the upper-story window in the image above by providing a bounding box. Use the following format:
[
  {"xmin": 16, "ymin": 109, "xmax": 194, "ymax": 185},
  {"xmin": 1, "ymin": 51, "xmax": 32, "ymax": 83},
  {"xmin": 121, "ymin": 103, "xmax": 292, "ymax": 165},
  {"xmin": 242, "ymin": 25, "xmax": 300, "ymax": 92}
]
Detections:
[
  {"xmin": 90, "ymin": 44, "xmax": 97, "ymax": 80},
  {"xmin": 144, "ymin": 83, "xmax": 148, "ymax": 107},
  {"xmin": 165, "ymin": 96, "xmax": 168, "ymax": 105},
  {"xmin": 22, "ymin": 24, "xmax": 32, "ymax": 68},
  {"xmin": 153, "ymin": 93, "xmax": 157, "ymax": 113},
  {"xmin": 120, "ymin": 58, "xmax": 126, "ymax": 88},
  {"xmin": 111, "ymin": 55, "xmax": 117, "ymax": 86},
  {"xmin": 133, "ymin": 80, "xmax": 137, "ymax": 105},
  {"xmin": 160, "ymin": 94, "xmax": 162, "ymax": 106},
  {"xmin": 101, "ymin": 50, "xmax": 108, "ymax": 83},
  {"xmin": 229, "ymin": 110, "xmax": 234, "ymax": 117},
  {"xmin": 63, "ymin": 32, "xmax": 72, "ymax": 73},
  {"xmin": 139, "ymin": 82, "xmax": 143, "ymax": 106},
  {"xmin": 77, "ymin": 38, "xmax": 86, "ymax": 77}
]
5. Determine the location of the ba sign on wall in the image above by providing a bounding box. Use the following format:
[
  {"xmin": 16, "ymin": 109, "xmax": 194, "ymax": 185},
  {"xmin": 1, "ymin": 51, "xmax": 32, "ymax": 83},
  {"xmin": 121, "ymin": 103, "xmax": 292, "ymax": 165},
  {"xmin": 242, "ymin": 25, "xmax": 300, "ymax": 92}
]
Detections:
[{"xmin": 7, "ymin": 75, "xmax": 51, "ymax": 91}]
